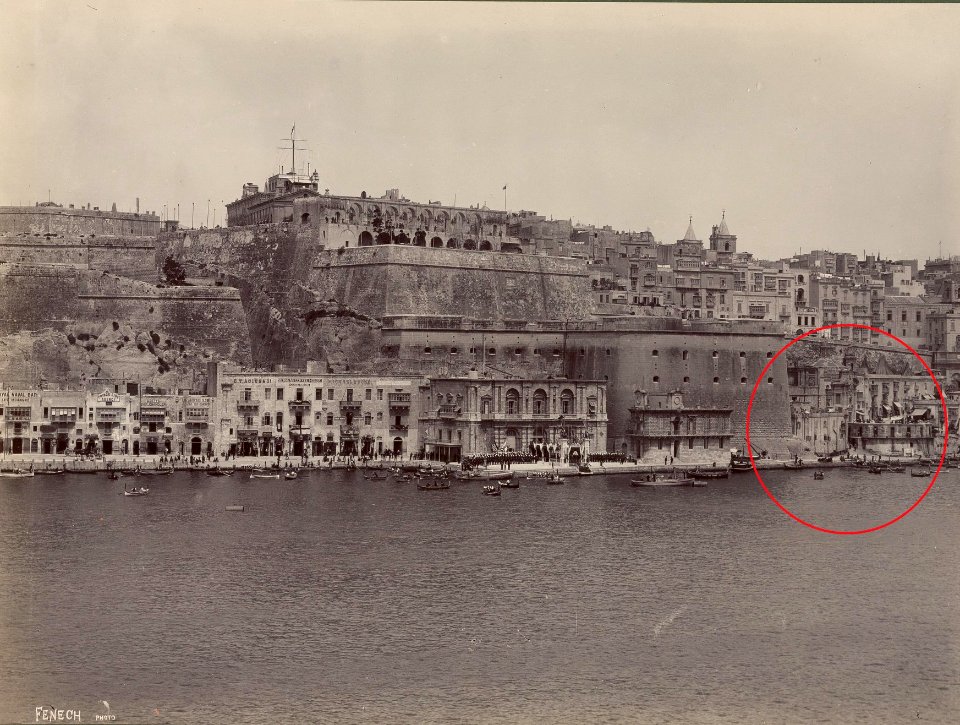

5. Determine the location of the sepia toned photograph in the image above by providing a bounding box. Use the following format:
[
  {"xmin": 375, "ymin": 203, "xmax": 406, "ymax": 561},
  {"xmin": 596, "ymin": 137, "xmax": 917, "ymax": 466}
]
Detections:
[{"xmin": 1, "ymin": 2, "xmax": 959, "ymax": 723}]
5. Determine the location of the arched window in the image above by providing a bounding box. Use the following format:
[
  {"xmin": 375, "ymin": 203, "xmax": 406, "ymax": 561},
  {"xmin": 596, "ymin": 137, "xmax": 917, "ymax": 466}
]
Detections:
[
  {"xmin": 505, "ymin": 388, "xmax": 520, "ymax": 415},
  {"xmin": 532, "ymin": 389, "xmax": 548, "ymax": 415},
  {"xmin": 560, "ymin": 389, "xmax": 574, "ymax": 415}
]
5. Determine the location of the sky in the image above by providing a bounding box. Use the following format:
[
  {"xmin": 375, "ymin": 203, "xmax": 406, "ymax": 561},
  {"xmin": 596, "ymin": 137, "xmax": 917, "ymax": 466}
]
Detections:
[{"xmin": 2, "ymin": 1, "xmax": 959, "ymax": 261}]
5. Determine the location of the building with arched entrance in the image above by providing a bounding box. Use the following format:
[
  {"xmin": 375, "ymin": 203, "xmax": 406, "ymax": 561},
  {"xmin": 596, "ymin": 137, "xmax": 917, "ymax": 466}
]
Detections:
[{"xmin": 419, "ymin": 376, "xmax": 607, "ymax": 462}]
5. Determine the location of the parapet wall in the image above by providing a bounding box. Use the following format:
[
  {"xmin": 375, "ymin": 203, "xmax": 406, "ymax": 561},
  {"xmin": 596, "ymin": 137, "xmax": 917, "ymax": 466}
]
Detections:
[
  {"xmin": 0, "ymin": 236, "xmax": 157, "ymax": 281},
  {"xmin": 0, "ymin": 206, "xmax": 160, "ymax": 237}
]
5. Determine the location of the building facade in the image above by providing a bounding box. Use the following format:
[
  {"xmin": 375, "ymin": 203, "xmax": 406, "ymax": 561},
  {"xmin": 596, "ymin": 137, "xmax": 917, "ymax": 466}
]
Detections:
[{"xmin": 419, "ymin": 376, "xmax": 607, "ymax": 462}]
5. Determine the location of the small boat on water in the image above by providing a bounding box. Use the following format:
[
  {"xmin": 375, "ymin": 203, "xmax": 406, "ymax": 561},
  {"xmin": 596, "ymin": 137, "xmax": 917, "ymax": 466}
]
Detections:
[
  {"xmin": 206, "ymin": 468, "xmax": 231, "ymax": 477},
  {"xmin": 500, "ymin": 479, "xmax": 520, "ymax": 489},
  {"xmin": 0, "ymin": 469, "xmax": 34, "ymax": 478},
  {"xmin": 578, "ymin": 465, "xmax": 594, "ymax": 476},
  {"xmin": 817, "ymin": 455, "xmax": 834, "ymax": 463},
  {"xmin": 417, "ymin": 480, "xmax": 450, "ymax": 491},
  {"xmin": 138, "ymin": 468, "xmax": 173, "ymax": 476},
  {"xmin": 691, "ymin": 467, "xmax": 729, "ymax": 480},
  {"xmin": 480, "ymin": 470, "xmax": 514, "ymax": 481},
  {"xmin": 123, "ymin": 486, "xmax": 149, "ymax": 496},
  {"xmin": 108, "ymin": 472, "xmax": 122, "ymax": 480},
  {"xmin": 33, "ymin": 469, "xmax": 64, "ymax": 476},
  {"xmin": 284, "ymin": 470, "xmax": 298, "ymax": 480},
  {"xmin": 783, "ymin": 461, "xmax": 803, "ymax": 470},
  {"xmin": 631, "ymin": 473, "xmax": 693, "ymax": 487},
  {"xmin": 813, "ymin": 471, "xmax": 825, "ymax": 480},
  {"xmin": 910, "ymin": 468, "xmax": 932, "ymax": 478},
  {"xmin": 250, "ymin": 470, "xmax": 280, "ymax": 479},
  {"xmin": 886, "ymin": 465, "xmax": 906, "ymax": 473},
  {"xmin": 363, "ymin": 471, "xmax": 388, "ymax": 480},
  {"xmin": 482, "ymin": 484, "xmax": 502, "ymax": 496},
  {"xmin": 869, "ymin": 466, "xmax": 883, "ymax": 475},
  {"xmin": 546, "ymin": 472, "xmax": 564, "ymax": 485}
]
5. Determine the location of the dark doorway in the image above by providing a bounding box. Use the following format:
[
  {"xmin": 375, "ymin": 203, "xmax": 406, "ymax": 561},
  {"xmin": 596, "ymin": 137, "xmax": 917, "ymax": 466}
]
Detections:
[
  {"xmin": 191, "ymin": 437, "xmax": 202, "ymax": 455},
  {"xmin": 103, "ymin": 440, "xmax": 114, "ymax": 455}
]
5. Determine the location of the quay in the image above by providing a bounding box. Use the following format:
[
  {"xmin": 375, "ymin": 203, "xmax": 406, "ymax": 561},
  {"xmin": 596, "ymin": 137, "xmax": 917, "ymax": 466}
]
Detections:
[{"xmin": 1, "ymin": 453, "xmax": 950, "ymax": 476}]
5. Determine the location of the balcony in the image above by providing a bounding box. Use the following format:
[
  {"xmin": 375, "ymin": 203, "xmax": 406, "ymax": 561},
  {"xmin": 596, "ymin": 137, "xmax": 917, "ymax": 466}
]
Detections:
[
  {"xmin": 288, "ymin": 399, "xmax": 312, "ymax": 411},
  {"xmin": 185, "ymin": 412, "xmax": 209, "ymax": 423},
  {"xmin": 339, "ymin": 400, "xmax": 362, "ymax": 413},
  {"xmin": 7, "ymin": 408, "xmax": 32, "ymax": 422},
  {"xmin": 340, "ymin": 424, "xmax": 359, "ymax": 438},
  {"xmin": 237, "ymin": 400, "xmax": 260, "ymax": 412},
  {"xmin": 289, "ymin": 425, "xmax": 312, "ymax": 437},
  {"xmin": 390, "ymin": 423, "xmax": 409, "ymax": 433},
  {"xmin": 438, "ymin": 404, "xmax": 459, "ymax": 419}
]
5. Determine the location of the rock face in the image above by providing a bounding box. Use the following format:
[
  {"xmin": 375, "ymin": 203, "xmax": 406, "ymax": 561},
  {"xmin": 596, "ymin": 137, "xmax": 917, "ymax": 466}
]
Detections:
[
  {"xmin": 0, "ymin": 263, "xmax": 251, "ymax": 388},
  {"xmin": 786, "ymin": 337, "xmax": 928, "ymax": 374}
]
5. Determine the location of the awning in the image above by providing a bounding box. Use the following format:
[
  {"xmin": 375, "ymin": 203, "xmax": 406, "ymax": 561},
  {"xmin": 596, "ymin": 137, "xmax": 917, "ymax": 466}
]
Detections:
[{"xmin": 910, "ymin": 410, "xmax": 928, "ymax": 420}]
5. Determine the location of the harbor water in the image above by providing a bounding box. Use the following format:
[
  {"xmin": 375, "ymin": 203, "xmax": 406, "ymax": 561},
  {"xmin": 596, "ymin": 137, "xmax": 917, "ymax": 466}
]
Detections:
[{"xmin": 1, "ymin": 466, "xmax": 958, "ymax": 723}]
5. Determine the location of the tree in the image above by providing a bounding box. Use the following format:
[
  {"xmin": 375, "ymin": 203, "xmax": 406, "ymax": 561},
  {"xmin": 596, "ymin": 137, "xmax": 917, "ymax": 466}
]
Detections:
[{"xmin": 162, "ymin": 255, "xmax": 186, "ymax": 286}]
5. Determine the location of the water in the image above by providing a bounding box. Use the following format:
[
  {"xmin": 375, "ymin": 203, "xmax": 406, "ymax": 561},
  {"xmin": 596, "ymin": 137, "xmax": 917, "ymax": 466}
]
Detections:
[{"xmin": 1, "ymin": 467, "xmax": 958, "ymax": 724}]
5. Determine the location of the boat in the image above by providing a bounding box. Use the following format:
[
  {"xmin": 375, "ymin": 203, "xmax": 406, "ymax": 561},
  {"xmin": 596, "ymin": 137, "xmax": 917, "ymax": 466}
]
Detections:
[
  {"xmin": 783, "ymin": 461, "xmax": 803, "ymax": 470},
  {"xmin": 249, "ymin": 471, "xmax": 280, "ymax": 479},
  {"xmin": 546, "ymin": 472, "xmax": 564, "ymax": 485},
  {"xmin": 206, "ymin": 468, "xmax": 231, "ymax": 477},
  {"xmin": 33, "ymin": 469, "xmax": 64, "ymax": 476},
  {"xmin": 138, "ymin": 468, "xmax": 173, "ymax": 476},
  {"xmin": 813, "ymin": 471, "xmax": 825, "ymax": 480},
  {"xmin": 885, "ymin": 465, "xmax": 906, "ymax": 473},
  {"xmin": 690, "ymin": 480, "xmax": 709, "ymax": 487},
  {"xmin": 108, "ymin": 472, "xmax": 121, "ymax": 481},
  {"xmin": 578, "ymin": 464, "xmax": 593, "ymax": 476},
  {"xmin": 869, "ymin": 466, "xmax": 883, "ymax": 474},
  {"xmin": 123, "ymin": 486, "xmax": 149, "ymax": 496},
  {"xmin": 417, "ymin": 480, "xmax": 450, "ymax": 491},
  {"xmin": 0, "ymin": 469, "xmax": 34, "ymax": 478},
  {"xmin": 284, "ymin": 470, "xmax": 298, "ymax": 480},
  {"xmin": 910, "ymin": 468, "xmax": 932, "ymax": 478},
  {"xmin": 631, "ymin": 474, "xmax": 693, "ymax": 487},
  {"xmin": 479, "ymin": 470, "xmax": 514, "ymax": 481},
  {"xmin": 817, "ymin": 455, "xmax": 834, "ymax": 463},
  {"xmin": 363, "ymin": 471, "xmax": 388, "ymax": 480},
  {"xmin": 691, "ymin": 467, "xmax": 729, "ymax": 480},
  {"xmin": 730, "ymin": 453, "xmax": 753, "ymax": 471},
  {"xmin": 500, "ymin": 479, "xmax": 520, "ymax": 489},
  {"xmin": 482, "ymin": 484, "xmax": 502, "ymax": 496}
]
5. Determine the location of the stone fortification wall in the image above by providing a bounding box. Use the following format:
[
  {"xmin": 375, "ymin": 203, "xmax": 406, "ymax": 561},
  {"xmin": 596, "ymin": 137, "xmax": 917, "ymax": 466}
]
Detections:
[
  {"xmin": 156, "ymin": 226, "xmax": 594, "ymax": 369},
  {"xmin": 0, "ymin": 236, "xmax": 157, "ymax": 281},
  {"xmin": 0, "ymin": 264, "xmax": 250, "ymax": 388},
  {"xmin": 309, "ymin": 246, "xmax": 593, "ymax": 320},
  {"xmin": 565, "ymin": 319, "xmax": 792, "ymax": 454},
  {"xmin": 379, "ymin": 316, "xmax": 793, "ymax": 453},
  {"xmin": 0, "ymin": 206, "xmax": 160, "ymax": 237}
]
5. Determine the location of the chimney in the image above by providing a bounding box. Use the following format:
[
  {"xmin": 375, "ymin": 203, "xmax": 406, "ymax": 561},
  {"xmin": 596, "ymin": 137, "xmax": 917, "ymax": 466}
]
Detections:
[{"xmin": 136, "ymin": 197, "xmax": 140, "ymax": 214}]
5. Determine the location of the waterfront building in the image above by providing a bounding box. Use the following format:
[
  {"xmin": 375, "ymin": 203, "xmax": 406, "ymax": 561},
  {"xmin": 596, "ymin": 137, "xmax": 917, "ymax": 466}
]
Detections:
[
  {"xmin": 0, "ymin": 388, "xmax": 137, "ymax": 455},
  {"xmin": 626, "ymin": 390, "xmax": 734, "ymax": 462},
  {"xmin": 847, "ymin": 419, "xmax": 936, "ymax": 457},
  {"xmin": 419, "ymin": 375, "xmax": 607, "ymax": 462},
  {"xmin": 792, "ymin": 407, "xmax": 848, "ymax": 456},
  {"xmin": 207, "ymin": 362, "xmax": 423, "ymax": 458}
]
